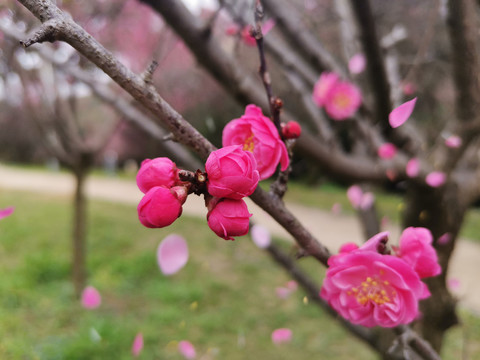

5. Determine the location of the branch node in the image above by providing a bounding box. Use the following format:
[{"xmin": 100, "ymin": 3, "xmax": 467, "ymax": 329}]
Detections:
[
  {"xmin": 141, "ymin": 60, "xmax": 159, "ymax": 84},
  {"xmin": 162, "ymin": 133, "xmax": 175, "ymax": 142},
  {"xmin": 20, "ymin": 20, "xmax": 60, "ymax": 48}
]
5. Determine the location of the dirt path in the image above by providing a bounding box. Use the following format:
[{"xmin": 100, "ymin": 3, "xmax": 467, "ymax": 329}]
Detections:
[{"xmin": 0, "ymin": 163, "xmax": 478, "ymax": 314}]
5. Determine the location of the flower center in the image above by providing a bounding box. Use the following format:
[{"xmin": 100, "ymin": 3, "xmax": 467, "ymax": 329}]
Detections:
[
  {"xmin": 333, "ymin": 93, "xmax": 351, "ymax": 109},
  {"xmin": 243, "ymin": 133, "xmax": 255, "ymax": 152},
  {"xmin": 347, "ymin": 275, "xmax": 396, "ymax": 306}
]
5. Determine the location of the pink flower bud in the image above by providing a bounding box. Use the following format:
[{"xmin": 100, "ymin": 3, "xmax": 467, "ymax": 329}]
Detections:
[
  {"xmin": 136, "ymin": 157, "xmax": 179, "ymax": 193},
  {"xmin": 281, "ymin": 121, "xmax": 302, "ymax": 139},
  {"xmin": 206, "ymin": 145, "xmax": 260, "ymax": 200},
  {"xmin": 137, "ymin": 186, "xmax": 183, "ymax": 228},
  {"xmin": 207, "ymin": 198, "xmax": 252, "ymax": 240}
]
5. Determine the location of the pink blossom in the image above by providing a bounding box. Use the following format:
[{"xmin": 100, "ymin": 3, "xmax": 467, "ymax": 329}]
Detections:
[
  {"xmin": 251, "ymin": 224, "xmax": 271, "ymax": 248},
  {"xmin": 0, "ymin": 206, "xmax": 14, "ymax": 220},
  {"xmin": 348, "ymin": 53, "xmax": 366, "ymax": 74},
  {"xmin": 157, "ymin": 234, "xmax": 189, "ymax": 275},
  {"xmin": 137, "ymin": 186, "xmax": 184, "ymax": 228},
  {"xmin": 312, "ymin": 72, "xmax": 339, "ymax": 107},
  {"xmin": 389, "ymin": 98, "xmax": 417, "ymax": 128},
  {"xmin": 360, "ymin": 192, "xmax": 375, "ymax": 210},
  {"xmin": 225, "ymin": 24, "xmax": 239, "ymax": 36},
  {"xmin": 281, "ymin": 121, "xmax": 302, "ymax": 139},
  {"xmin": 223, "ymin": 105, "xmax": 289, "ymax": 180},
  {"xmin": 323, "ymin": 81, "xmax": 362, "ymax": 120},
  {"xmin": 425, "ymin": 171, "xmax": 446, "ymax": 188},
  {"xmin": 178, "ymin": 340, "xmax": 196, "ymax": 359},
  {"xmin": 271, "ymin": 328, "xmax": 292, "ymax": 344},
  {"xmin": 205, "ymin": 145, "xmax": 259, "ymax": 200},
  {"xmin": 207, "ymin": 198, "xmax": 252, "ymax": 240},
  {"xmin": 81, "ymin": 286, "xmax": 101, "ymax": 309},
  {"xmin": 378, "ymin": 143, "xmax": 397, "ymax": 159},
  {"xmin": 320, "ymin": 250, "xmax": 429, "ymax": 328},
  {"xmin": 240, "ymin": 19, "xmax": 276, "ymax": 47},
  {"xmin": 132, "ymin": 333, "xmax": 144, "ymax": 357},
  {"xmin": 445, "ymin": 135, "xmax": 462, "ymax": 148},
  {"xmin": 339, "ymin": 242, "xmax": 359, "ymax": 253},
  {"xmin": 347, "ymin": 185, "xmax": 363, "ymax": 209},
  {"xmin": 136, "ymin": 157, "xmax": 178, "ymax": 194},
  {"xmin": 396, "ymin": 227, "xmax": 441, "ymax": 279},
  {"xmin": 406, "ymin": 158, "xmax": 420, "ymax": 178}
]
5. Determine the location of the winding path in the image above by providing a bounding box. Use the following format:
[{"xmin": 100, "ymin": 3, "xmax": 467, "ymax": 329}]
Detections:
[{"xmin": 0, "ymin": 163, "xmax": 478, "ymax": 314}]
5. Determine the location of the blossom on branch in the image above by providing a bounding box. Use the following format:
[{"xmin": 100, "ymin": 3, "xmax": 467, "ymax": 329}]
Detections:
[
  {"xmin": 207, "ymin": 197, "xmax": 252, "ymax": 241},
  {"xmin": 223, "ymin": 105, "xmax": 289, "ymax": 180},
  {"xmin": 137, "ymin": 186, "xmax": 185, "ymax": 228},
  {"xmin": 205, "ymin": 145, "xmax": 259, "ymax": 200},
  {"xmin": 136, "ymin": 157, "xmax": 179, "ymax": 193}
]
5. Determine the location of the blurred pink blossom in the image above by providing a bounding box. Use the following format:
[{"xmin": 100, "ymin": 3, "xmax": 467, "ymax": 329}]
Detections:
[
  {"xmin": 240, "ymin": 19, "xmax": 276, "ymax": 47},
  {"xmin": 389, "ymin": 98, "xmax": 417, "ymax": 128},
  {"xmin": 0, "ymin": 207, "xmax": 14, "ymax": 220},
  {"xmin": 378, "ymin": 143, "xmax": 397, "ymax": 159},
  {"xmin": 402, "ymin": 82, "xmax": 417, "ymax": 95},
  {"xmin": 178, "ymin": 340, "xmax": 196, "ymax": 359},
  {"xmin": 271, "ymin": 328, "xmax": 292, "ymax": 344},
  {"xmin": 348, "ymin": 53, "xmax": 366, "ymax": 74},
  {"xmin": 437, "ymin": 233, "xmax": 452, "ymax": 245},
  {"xmin": 406, "ymin": 158, "xmax": 420, "ymax": 178},
  {"xmin": 360, "ymin": 192, "xmax": 375, "ymax": 210},
  {"xmin": 323, "ymin": 81, "xmax": 362, "ymax": 120},
  {"xmin": 81, "ymin": 286, "xmax": 101, "ymax": 309},
  {"xmin": 157, "ymin": 234, "xmax": 189, "ymax": 275},
  {"xmin": 312, "ymin": 72, "xmax": 339, "ymax": 108},
  {"xmin": 347, "ymin": 185, "xmax": 363, "ymax": 209},
  {"xmin": 445, "ymin": 135, "xmax": 462, "ymax": 148},
  {"xmin": 132, "ymin": 333, "xmax": 144, "ymax": 357},
  {"xmin": 275, "ymin": 287, "xmax": 291, "ymax": 299},
  {"xmin": 425, "ymin": 171, "xmax": 446, "ymax": 188}
]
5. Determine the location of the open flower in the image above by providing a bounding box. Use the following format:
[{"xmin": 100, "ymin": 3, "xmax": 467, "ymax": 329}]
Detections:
[
  {"xmin": 223, "ymin": 105, "xmax": 289, "ymax": 180},
  {"xmin": 320, "ymin": 250, "xmax": 430, "ymax": 328},
  {"xmin": 205, "ymin": 145, "xmax": 259, "ymax": 200},
  {"xmin": 137, "ymin": 186, "xmax": 185, "ymax": 228},
  {"xmin": 396, "ymin": 227, "xmax": 441, "ymax": 279},
  {"xmin": 207, "ymin": 198, "xmax": 252, "ymax": 240},
  {"xmin": 136, "ymin": 157, "xmax": 179, "ymax": 193},
  {"xmin": 312, "ymin": 72, "xmax": 339, "ymax": 107}
]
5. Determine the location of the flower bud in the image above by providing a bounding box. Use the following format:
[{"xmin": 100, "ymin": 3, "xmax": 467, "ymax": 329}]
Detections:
[
  {"xmin": 281, "ymin": 121, "xmax": 302, "ymax": 139},
  {"xmin": 205, "ymin": 145, "xmax": 259, "ymax": 200},
  {"xmin": 207, "ymin": 198, "xmax": 252, "ymax": 240},
  {"xmin": 137, "ymin": 186, "xmax": 183, "ymax": 228},
  {"xmin": 136, "ymin": 158, "xmax": 178, "ymax": 194}
]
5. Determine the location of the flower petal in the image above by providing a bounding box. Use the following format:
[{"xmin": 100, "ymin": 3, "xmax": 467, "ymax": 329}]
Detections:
[
  {"xmin": 251, "ymin": 224, "xmax": 271, "ymax": 249},
  {"xmin": 389, "ymin": 98, "xmax": 417, "ymax": 128},
  {"xmin": 157, "ymin": 234, "xmax": 189, "ymax": 275},
  {"xmin": 0, "ymin": 206, "xmax": 14, "ymax": 220},
  {"xmin": 132, "ymin": 333, "xmax": 144, "ymax": 357},
  {"xmin": 271, "ymin": 328, "xmax": 292, "ymax": 344},
  {"xmin": 81, "ymin": 286, "xmax": 101, "ymax": 309},
  {"xmin": 178, "ymin": 340, "xmax": 196, "ymax": 359}
]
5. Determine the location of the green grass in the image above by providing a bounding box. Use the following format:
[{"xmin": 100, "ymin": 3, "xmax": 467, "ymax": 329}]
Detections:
[{"xmin": 0, "ymin": 190, "xmax": 479, "ymax": 359}]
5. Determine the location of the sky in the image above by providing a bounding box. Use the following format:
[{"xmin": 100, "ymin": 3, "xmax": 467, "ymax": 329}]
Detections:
[{"xmin": 181, "ymin": 0, "xmax": 218, "ymax": 14}]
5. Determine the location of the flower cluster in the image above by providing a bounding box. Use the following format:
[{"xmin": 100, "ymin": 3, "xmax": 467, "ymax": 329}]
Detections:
[
  {"xmin": 312, "ymin": 72, "xmax": 362, "ymax": 120},
  {"xmin": 320, "ymin": 228, "xmax": 441, "ymax": 328}
]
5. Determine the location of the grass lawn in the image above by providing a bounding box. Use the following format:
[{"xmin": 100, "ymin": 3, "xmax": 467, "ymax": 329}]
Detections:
[{"xmin": 0, "ymin": 190, "xmax": 479, "ymax": 359}]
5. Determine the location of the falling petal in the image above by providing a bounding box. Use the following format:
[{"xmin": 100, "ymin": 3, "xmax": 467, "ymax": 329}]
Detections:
[
  {"xmin": 406, "ymin": 158, "xmax": 420, "ymax": 178},
  {"xmin": 447, "ymin": 278, "xmax": 460, "ymax": 291},
  {"xmin": 347, "ymin": 185, "xmax": 363, "ymax": 209},
  {"xmin": 437, "ymin": 233, "xmax": 452, "ymax": 245},
  {"xmin": 360, "ymin": 192, "xmax": 375, "ymax": 210},
  {"xmin": 0, "ymin": 206, "xmax": 14, "ymax": 220},
  {"xmin": 445, "ymin": 135, "xmax": 462, "ymax": 148},
  {"xmin": 178, "ymin": 340, "xmax": 196, "ymax": 359},
  {"xmin": 157, "ymin": 234, "xmax": 189, "ymax": 275},
  {"xmin": 132, "ymin": 333, "xmax": 144, "ymax": 357},
  {"xmin": 251, "ymin": 224, "xmax": 271, "ymax": 249},
  {"xmin": 348, "ymin": 53, "xmax": 366, "ymax": 74},
  {"xmin": 331, "ymin": 202, "xmax": 342, "ymax": 215},
  {"xmin": 271, "ymin": 328, "xmax": 292, "ymax": 344},
  {"xmin": 81, "ymin": 286, "xmax": 101, "ymax": 309},
  {"xmin": 378, "ymin": 143, "xmax": 397, "ymax": 159},
  {"xmin": 276, "ymin": 287, "xmax": 291, "ymax": 299},
  {"xmin": 389, "ymin": 98, "xmax": 417, "ymax": 128},
  {"xmin": 425, "ymin": 172, "xmax": 446, "ymax": 188}
]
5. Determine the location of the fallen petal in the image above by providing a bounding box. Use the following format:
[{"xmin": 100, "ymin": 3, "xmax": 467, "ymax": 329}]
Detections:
[
  {"xmin": 389, "ymin": 98, "xmax": 417, "ymax": 128},
  {"xmin": 157, "ymin": 234, "xmax": 189, "ymax": 275},
  {"xmin": 0, "ymin": 206, "xmax": 14, "ymax": 220},
  {"xmin": 81, "ymin": 286, "xmax": 101, "ymax": 309},
  {"xmin": 251, "ymin": 224, "xmax": 271, "ymax": 249},
  {"xmin": 178, "ymin": 340, "xmax": 196, "ymax": 359},
  {"xmin": 271, "ymin": 328, "xmax": 292, "ymax": 344},
  {"xmin": 406, "ymin": 158, "xmax": 420, "ymax": 178},
  {"xmin": 132, "ymin": 333, "xmax": 144, "ymax": 357}
]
